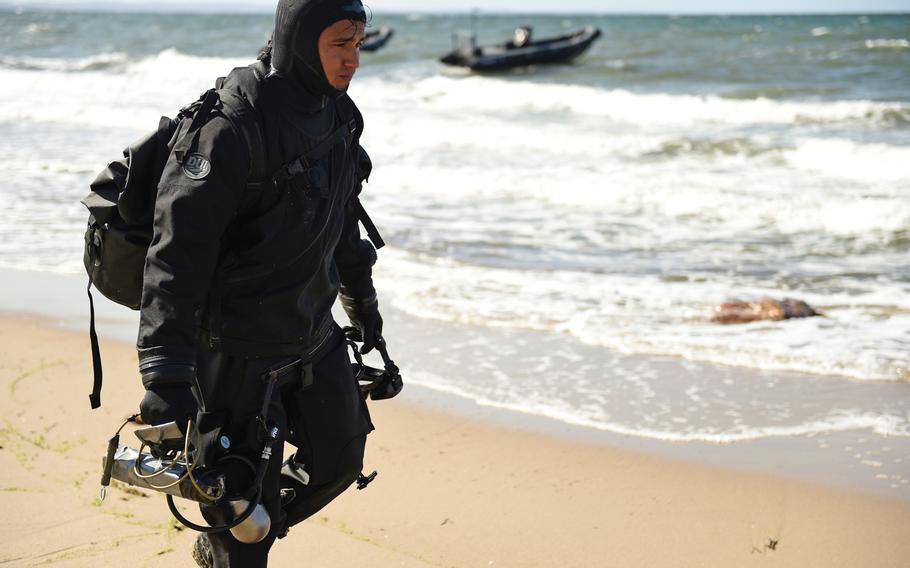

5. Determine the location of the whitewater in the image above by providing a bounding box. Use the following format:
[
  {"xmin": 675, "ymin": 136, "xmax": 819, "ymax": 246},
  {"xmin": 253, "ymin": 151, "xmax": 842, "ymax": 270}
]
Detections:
[{"xmin": 0, "ymin": 12, "xmax": 908, "ymax": 457}]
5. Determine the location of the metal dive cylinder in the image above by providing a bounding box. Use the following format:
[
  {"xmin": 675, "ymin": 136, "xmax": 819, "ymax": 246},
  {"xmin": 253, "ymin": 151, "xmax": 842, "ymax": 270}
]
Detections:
[
  {"xmin": 103, "ymin": 446, "xmax": 224, "ymax": 502},
  {"xmin": 228, "ymin": 499, "xmax": 271, "ymax": 543}
]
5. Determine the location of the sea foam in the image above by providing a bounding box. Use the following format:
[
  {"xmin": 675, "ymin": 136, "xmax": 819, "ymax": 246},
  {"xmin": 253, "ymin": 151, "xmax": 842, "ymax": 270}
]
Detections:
[{"xmin": 1, "ymin": 48, "xmax": 908, "ymax": 385}]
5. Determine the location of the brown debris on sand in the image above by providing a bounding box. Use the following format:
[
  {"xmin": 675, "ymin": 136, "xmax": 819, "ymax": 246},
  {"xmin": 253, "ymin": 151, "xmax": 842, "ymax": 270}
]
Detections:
[{"xmin": 710, "ymin": 298, "xmax": 821, "ymax": 324}]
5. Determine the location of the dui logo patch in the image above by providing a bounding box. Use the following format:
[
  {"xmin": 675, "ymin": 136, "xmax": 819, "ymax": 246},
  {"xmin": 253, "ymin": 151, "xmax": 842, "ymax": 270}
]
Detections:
[{"xmin": 183, "ymin": 153, "xmax": 211, "ymax": 180}]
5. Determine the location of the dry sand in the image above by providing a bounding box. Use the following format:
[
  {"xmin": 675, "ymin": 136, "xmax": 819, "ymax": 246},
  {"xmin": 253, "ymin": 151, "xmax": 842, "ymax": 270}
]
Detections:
[{"xmin": 1, "ymin": 312, "xmax": 909, "ymax": 567}]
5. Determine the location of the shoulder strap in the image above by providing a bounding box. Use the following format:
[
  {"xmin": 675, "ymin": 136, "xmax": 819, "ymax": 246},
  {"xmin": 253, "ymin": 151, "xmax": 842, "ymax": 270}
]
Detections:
[
  {"xmin": 219, "ymin": 91, "xmax": 267, "ymax": 186},
  {"xmin": 335, "ymin": 93, "xmax": 360, "ymax": 139},
  {"xmin": 87, "ymin": 282, "xmax": 103, "ymax": 409},
  {"xmin": 340, "ymin": 95, "xmax": 385, "ymax": 250},
  {"xmin": 172, "ymin": 84, "xmax": 268, "ymax": 187},
  {"xmin": 270, "ymin": 107, "xmax": 358, "ymax": 186},
  {"xmin": 265, "ymin": 96, "xmax": 386, "ymax": 249},
  {"xmin": 351, "ymin": 199, "xmax": 385, "ymax": 249},
  {"xmin": 172, "ymin": 89, "xmax": 220, "ymax": 165}
]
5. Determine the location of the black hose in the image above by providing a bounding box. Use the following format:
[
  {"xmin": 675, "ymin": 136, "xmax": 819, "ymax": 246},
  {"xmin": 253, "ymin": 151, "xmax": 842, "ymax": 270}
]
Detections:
[
  {"xmin": 165, "ymin": 371, "xmax": 279, "ymax": 534},
  {"xmin": 166, "ymin": 486, "xmax": 262, "ymax": 534}
]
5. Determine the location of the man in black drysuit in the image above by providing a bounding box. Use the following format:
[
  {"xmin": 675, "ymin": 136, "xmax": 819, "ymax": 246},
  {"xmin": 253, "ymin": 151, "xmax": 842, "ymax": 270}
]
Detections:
[{"xmin": 135, "ymin": 1, "xmax": 385, "ymax": 565}]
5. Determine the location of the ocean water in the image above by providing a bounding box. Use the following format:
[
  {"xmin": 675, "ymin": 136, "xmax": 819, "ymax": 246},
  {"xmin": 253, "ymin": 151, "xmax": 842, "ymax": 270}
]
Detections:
[{"xmin": 1, "ymin": 9, "xmax": 909, "ymax": 459}]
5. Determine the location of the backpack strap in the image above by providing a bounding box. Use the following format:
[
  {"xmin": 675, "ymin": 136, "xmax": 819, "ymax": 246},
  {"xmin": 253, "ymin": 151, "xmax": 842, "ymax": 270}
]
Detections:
[
  {"xmin": 85, "ymin": 113, "xmax": 181, "ymax": 409},
  {"xmin": 197, "ymin": 80, "xmax": 268, "ymax": 352},
  {"xmin": 173, "ymin": 89, "xmax": 220, "ymax": 166},
  {"xmin": 339, "ymin": 95, "xmax": 386, "ymax": 250},
  {"xmin": 87, "ymin": 281, "xmax": 103, "ymax": 409},
  {"xmin": 267, "ymin": 97, "xmax": 384, "ymax": 250},
  {"xmin": 351, "ymin": 199, "xmax": 385, "ymax": 249},
  {"xmin": 219, "ymin": 90, "xmax": 267, "ymax": 187},
  {"xmin": 271, "ymin": 115, "xmax": 358, "ymax": 186}
]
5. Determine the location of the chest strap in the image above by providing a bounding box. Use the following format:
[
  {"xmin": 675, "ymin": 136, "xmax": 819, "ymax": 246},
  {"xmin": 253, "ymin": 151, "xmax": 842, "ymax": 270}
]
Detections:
[{"xmin": 271, "ymin": 117, "xmax": 358, "ymax": 186}]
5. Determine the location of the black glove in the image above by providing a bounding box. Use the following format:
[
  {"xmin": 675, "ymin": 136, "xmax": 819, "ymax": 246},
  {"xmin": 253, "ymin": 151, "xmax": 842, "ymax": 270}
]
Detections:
[
  {"xmin": 139, "ymin": 384, "xmax": 198, "ymax": 427},
  {"xmin": 340, "ymin": 292, "xmax": 383, "ymax": 354}
]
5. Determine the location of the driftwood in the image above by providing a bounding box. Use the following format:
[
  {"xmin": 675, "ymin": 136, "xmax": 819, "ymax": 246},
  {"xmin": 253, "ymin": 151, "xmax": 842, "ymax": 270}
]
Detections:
[{"xmin": 711, "ymin": 298, "xmax": 821, "ymax": 324}]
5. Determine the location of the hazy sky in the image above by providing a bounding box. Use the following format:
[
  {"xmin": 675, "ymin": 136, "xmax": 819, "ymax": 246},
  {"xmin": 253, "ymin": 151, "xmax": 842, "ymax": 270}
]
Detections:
[{"xmin": 6, "ymin": 0, "xmax": 910, "ymax": 13}]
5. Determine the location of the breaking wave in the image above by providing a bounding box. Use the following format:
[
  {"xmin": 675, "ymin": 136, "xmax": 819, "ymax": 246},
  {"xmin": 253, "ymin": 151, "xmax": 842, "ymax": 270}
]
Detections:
[
  {"xmin": 0, "ymin": 52, "xmax": 130, "ymax": 72},
  {"xmin": 865, "ymin": 38, "xmax": 910, "ymax": 49},
  {"xmin": 1, "ymin": 49, "xmax": 907, "ymax": 132},
  {"xmin": 358, "ymin": 73, "xmax": 910, "ymax": 129}
]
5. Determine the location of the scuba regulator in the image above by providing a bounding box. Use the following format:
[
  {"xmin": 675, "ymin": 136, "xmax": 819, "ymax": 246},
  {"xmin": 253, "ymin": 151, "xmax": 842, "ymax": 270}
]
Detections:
[
  {"xmin": 344, "ymin": 327, "xmax": 403, "ymax": 402},
  {"xmin": 98, "ymin": 330, "xmax": 402, "ymax": 543}
]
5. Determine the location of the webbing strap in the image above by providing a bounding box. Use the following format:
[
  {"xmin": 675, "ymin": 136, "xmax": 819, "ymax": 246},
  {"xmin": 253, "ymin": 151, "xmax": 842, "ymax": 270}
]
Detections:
[
  {"xmin": 88, "ymin": 280, "xmax": 102, "ymax": 409},
  {"xmin": 353, "ymin": 198, "xmax": 385, "ymax": 249},
  {"xmin": 173, "ymin": 89, "xmax": 220, "ymax": 165},
  {"xmin": 219, "ymin": 91, "xmax": 266, "ymax": 184},
  {"xmin": 272, "ymin": 118, "xmax": 358, "ymax": 185}
]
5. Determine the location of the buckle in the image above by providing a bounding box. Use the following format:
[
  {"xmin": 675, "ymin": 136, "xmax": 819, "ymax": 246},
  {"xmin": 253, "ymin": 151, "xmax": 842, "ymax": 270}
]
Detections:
[{"xmin": 286, "ymin": 158, "xmax": 308, "ymax": 178}]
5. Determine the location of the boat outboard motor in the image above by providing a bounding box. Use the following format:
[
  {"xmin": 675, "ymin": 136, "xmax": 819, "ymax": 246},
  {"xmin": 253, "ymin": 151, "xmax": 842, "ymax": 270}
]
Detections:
[
  {"xmin": 271, "ymin": 0, "xmax": 368, "ymax": 97},
  {"xmin": 513, "ymin": 26, "xmax": 532, "ymax": 48}
]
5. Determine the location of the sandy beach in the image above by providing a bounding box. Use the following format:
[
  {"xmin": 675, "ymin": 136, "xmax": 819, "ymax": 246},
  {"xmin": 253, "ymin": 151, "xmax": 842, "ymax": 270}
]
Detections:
[
  {"xmin": 2, "ymin": 6, "xmax": 909, "ymax": 566},
  {"xmin": 1, "ymin": 311, "xmax": 909, "ymax": 568}
]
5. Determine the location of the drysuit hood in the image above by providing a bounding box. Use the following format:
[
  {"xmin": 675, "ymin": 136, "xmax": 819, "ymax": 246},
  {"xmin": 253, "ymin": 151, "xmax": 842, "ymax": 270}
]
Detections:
[{"xmin": 271, "ymin": 0, "xmax": 367, "ymax": 98}]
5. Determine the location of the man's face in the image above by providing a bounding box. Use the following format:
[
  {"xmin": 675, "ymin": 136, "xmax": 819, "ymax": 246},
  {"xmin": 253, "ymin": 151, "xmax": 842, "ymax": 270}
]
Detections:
[{"xmin": 318, "ymin": 19, "xmax": 365, "ymax": 91}]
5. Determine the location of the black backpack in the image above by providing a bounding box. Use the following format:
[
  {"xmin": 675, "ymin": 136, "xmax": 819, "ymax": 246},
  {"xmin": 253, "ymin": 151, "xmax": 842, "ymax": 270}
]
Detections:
[
  {"xmin": 81, "ymin": 83, "xmax": 266, "ymax": 409},
  {"xmin": 83, "ymin": 88, "xmax": 264, "ymax": 308},
  {"xmin": 81, "ymin": 71, "xmax": 385, "ymax": 410}
]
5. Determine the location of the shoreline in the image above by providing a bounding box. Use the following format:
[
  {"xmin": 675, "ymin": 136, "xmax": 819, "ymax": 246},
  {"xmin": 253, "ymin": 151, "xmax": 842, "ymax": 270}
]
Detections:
[
  {"xmin": 0, "ymin": 311, "xmax": 909, "ymax": 567},
  {"xmin": 1, "ymin": 267, "xmax": 908, "ymax": 503},
  {"xmin": 404, "ymin": 379, "xmax": 910, "ymax": 501}
]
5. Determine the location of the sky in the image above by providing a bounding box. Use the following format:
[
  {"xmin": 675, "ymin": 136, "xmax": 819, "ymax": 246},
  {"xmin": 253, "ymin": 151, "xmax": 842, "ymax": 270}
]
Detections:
[{"xmin": 5, "ymin": 0, "xmax": 910, "ymax": 14}]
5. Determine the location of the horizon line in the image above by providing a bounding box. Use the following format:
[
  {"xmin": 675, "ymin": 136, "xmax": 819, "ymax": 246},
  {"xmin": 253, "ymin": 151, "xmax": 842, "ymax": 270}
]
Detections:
[{"xmin": 2, "ymin": 3, "xmax": 909, "ymax": 16}]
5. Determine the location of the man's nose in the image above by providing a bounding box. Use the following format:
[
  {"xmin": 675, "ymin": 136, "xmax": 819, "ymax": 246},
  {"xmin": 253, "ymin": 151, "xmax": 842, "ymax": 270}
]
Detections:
[{"xmin": 345, "ymin": 48, "xmax": 360, "ymax": 70}]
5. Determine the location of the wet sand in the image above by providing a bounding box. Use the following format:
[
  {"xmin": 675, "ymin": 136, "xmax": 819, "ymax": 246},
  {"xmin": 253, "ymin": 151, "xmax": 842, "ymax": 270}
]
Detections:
[
  {"xmin": 9, "ymin": 268, "xmax": 910, "ymax": 504},
  {"xmin": 1, "ymin": 312, "xmax": 909, "ymax": 567},
  {"xmin": 4, "ymin": 269, "xmax": 910, "ymax": 503}
]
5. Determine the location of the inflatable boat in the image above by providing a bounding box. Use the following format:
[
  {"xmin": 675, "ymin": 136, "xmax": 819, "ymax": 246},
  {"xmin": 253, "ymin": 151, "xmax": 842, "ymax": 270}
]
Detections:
[
  {"xmin": 361, "ymin": 26, "xmax": 394, "ymax": 52},
  {"xmin": 439, "ymin": 26, "xmax": 601, "ymax": 71}
]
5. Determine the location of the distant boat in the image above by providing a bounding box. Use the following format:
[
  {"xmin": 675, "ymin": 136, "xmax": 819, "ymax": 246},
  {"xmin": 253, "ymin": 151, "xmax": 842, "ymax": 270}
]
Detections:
[
  {"xmin": 439, "ymin": 26, "xmax": 601, "ymax": 71},
  {"xmin": 361, "ymin": 26, "xmax": 394, "ymax": 52}
]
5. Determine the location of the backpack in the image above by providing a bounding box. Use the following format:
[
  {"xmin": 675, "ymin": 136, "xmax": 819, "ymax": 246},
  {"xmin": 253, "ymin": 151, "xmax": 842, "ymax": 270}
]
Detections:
[
  {"xmin": 81, "ymin": 71, "xmax": 385, "ymax": 410},
  {"xmin": 81, "ymin": 84, "xmax": 265, "ymax": 410},
  {"xmin": 82, "ymin": 87, "xmax": 264, "ymax": 311}
]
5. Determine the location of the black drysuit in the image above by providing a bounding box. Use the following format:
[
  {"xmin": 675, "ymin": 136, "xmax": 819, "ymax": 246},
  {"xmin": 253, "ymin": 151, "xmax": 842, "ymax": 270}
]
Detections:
[{"xmin": 137, "ymin": 61, "xmax": 376, "ymax": 565}]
